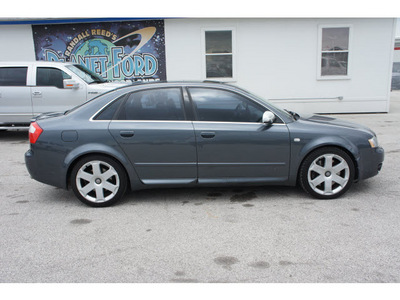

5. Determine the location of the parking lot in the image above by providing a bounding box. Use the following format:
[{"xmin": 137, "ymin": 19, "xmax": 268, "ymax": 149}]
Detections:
[{"xmin": 1, "ymin": 92, "xmax": 400, "ymax": 283}]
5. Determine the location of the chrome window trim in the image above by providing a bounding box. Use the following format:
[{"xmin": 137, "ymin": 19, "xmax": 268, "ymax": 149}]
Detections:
[
  {"xmin": 89, "ymin": 83, "xmax": 288, "ymax": 125},
  {"xmin": 193, "ymin": 121, "xmax": 287, "ymax": 126},
  {"xmin": 109, "ymin": 120, "xmax": 193, "ymax": 123}
]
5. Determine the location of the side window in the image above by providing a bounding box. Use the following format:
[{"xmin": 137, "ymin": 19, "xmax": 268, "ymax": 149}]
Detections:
[
  {"xmin": 116, "ymin": 88, "xmax": 186, "ymax": 121},
  {"xmin": 0, "ymin": 67, "xmax": 28, "ymax": 86},
  {"xmin": 189, "ymin": 88, "xmax": 265, "ymax": 123},
  {"xmin": 36, "ymin": 67, "xmax": 71, "ymax": 88},
  {"xmin": 94, "ymin": 96, "xmax": 125, "ymax": 120}
]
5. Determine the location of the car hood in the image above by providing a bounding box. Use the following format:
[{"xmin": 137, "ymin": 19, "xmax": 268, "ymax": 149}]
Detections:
[
  {"xmin": 300, "ymin": 114, "xmax": 375, "ymax": 135},
  {"xmin": 91, "ymin": 81, "xmax": 129, "ymax": 89}
]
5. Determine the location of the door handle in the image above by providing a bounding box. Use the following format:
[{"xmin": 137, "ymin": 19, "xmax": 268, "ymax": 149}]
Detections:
[
  {"xmin": 120, "ymin": 131, "xmax": 135, "ymax": 138},
  {"xmin": 32, "ymin": 91, "xmax": 42, "ymax": 97},
  {"xmin": 200, "ymin": 132, "xmax": 216, "ymax": 138}
]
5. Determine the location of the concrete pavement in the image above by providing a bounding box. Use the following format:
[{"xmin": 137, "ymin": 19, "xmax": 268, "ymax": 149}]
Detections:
[{"xmin": 0, "ymin": 92, "xmax": 399, "ymax": 283}]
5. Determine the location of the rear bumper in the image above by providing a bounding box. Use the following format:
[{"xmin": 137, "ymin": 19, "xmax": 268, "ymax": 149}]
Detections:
[
  {"xmin": 25, "ymin": 149, "xmax": 67, "ymax": 189},
  {"xmin": 357, "ymin": 146, "xmax": 384, "ymax": 181}
]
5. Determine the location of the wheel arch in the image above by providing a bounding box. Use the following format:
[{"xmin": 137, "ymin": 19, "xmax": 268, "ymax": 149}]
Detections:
[
  {"xmin": 64, "ymin": 143, "xmax": 140, "ymax": 190},
  {"xmin": 295, "ymin": 139, "xmax": 360, "ymax": 185}
]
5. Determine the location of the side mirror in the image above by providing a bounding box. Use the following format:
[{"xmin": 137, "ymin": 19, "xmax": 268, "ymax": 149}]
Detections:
[
  {"xmin": 262, "ymin": 111, "xmax": 276, "ymax": 124},
  {"xmin": 63, "ymin": 79, "xmax": 80, "ymax": 89}
]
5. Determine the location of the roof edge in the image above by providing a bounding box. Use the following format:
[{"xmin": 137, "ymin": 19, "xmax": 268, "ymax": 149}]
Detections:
[{"xmin": 0, "ymin": 17, "xmax": 166, "ymax": 25}]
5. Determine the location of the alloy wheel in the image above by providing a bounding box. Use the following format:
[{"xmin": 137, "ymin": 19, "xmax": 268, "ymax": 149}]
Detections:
[
  {"xmin": 76, "ymin": 160, "xmax": 120, "ymax": 203},
  {"xmin": 307, "ymin": 153, "xmax": 350, "ymax": 196}
]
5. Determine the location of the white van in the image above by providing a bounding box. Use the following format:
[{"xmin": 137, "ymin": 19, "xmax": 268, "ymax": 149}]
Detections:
[{"xmin": 0, "ymin": 61, "xmax": 128, "ymax": 129}]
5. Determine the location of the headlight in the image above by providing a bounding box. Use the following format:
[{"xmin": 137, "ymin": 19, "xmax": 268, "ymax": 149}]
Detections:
[{"xmin": 368, "ymin": 136, "xmax": 379, "ymax": 148}]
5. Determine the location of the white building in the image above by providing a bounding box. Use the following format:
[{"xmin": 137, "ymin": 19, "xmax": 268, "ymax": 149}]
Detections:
[{"xmin": 0, "ymin": 18, "xmax": 396, "ymax": 114}]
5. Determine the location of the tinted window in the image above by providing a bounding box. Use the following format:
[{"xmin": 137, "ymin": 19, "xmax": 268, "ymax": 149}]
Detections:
[
  {"xmin": 0, "ymin": 67, "xmax": 27, "ymax": 86},
  {"xmin": 189, "ymin": 88, "xmax": 264, "ymax": 123},
  {"xmin": 37, "ymin": 67, "xmax": 71, "ymax": 88},
  {"xmin": 116, "ymin": 88, "xmax": 185, "ymax": 121},
  {"xmin": 94, "ymin": 96, "xmax": 125, "ymax": 120}
]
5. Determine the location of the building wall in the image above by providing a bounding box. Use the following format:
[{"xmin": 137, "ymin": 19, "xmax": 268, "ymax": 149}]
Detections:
[
  {"xmin": 165, "ymin": 18, "xmax": 396, "ymax": 113},
  {"xmin": 0, "ymin": 25, "xmax": 35, "ymax": 61},
  {"xmin": 0, "ymin": 18, "xmax": 396, "ymax": 114}
]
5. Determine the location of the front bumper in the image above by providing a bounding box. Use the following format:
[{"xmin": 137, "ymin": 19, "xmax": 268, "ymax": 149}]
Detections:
[{"xmin": 357, "ymin": 146, "xmax": 384, "ymax": 181}]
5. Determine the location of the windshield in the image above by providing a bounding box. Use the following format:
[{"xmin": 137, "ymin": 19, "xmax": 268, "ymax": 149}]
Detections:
[{"xmin": 66, "ymin": 64, "xmax": 107, "ymax": 84}]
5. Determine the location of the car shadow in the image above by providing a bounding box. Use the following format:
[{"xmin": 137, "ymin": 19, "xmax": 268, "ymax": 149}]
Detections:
[
  {"xmin": 119, "ymin": 185, "xmax": 302, "ymax": 207},
  {"xmin": 34, "ymin": 181, "xmax": 381, "ymax": 208},
  {"xmin": 39, "ymin": 184, "xmax": 303, "ymax": 208},
  {"xmin": 0, "ymin": 130, "xmax": 29, "ymax": 142}
]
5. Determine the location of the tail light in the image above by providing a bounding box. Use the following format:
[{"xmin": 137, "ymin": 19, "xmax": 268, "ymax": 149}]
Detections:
[{"xmin": 29, "ymin": 122, "xmax": 43, "ymax": 144}]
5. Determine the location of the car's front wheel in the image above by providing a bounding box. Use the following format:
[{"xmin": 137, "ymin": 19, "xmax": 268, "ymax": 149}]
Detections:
[
  {"xmin": 299, "ymin": 147, "xmax": 355, "ymax": 199},
  {"xmin": 71, "ymin": 155, "xmax": 127, "ymax": 207}
]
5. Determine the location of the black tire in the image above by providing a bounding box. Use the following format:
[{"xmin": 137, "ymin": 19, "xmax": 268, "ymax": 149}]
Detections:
[
  {"xmin": 71, "ymin": 155, "xmax": 127, "ymax": 207},
  {"xmin": 299, "ymin": 147, "xmax": 355, "ymax": 199}
]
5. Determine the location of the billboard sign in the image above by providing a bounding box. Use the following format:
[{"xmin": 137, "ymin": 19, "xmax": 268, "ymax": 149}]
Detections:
[{"xmin": 32, "ymin": 19, "xmax": 166, "ymax": 81}]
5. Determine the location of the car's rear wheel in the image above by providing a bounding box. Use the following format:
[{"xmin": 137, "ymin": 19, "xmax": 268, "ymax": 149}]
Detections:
[
  {"xmin": 71, "ymin": 155, "xmax": 127, "ymax": 207},
  {"xmin": 299, "ymin": 147, "xmax": 355, "ymax": 199}
]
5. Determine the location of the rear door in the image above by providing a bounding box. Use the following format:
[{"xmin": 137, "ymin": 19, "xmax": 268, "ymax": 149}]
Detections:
[
  {"xmin": 31, "ymin": 66, "xmax": 87, "ymax": 116},
  {"xmin": 0, "ymin": 65, "xmax": 33, "ymax": 124},
  {"xmin": 108, "ymin": 87, "xmax": 197, "ymax": 185}
]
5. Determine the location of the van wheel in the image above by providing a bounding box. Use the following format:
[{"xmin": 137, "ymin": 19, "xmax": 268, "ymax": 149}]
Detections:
[
  {"xmin": 299, "ymin": 147, "xmax": 355, "ymax": 199},
  {"xmin": 71, "ymin": 155, "xmax": 127, "ymax": 207}
]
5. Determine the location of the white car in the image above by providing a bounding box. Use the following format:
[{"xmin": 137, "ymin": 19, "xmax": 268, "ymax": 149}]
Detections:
[{"xmin": 0, "ymin": 61, "xmax": 128, "ymax": 129}]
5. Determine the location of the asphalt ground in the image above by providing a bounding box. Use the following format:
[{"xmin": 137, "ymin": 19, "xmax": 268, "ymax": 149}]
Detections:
[{"xmin": 0, "ymin": 93, "xmax": 399, "ymax": 285}]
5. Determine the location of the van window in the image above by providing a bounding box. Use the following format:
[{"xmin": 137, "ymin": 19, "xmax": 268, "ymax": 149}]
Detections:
[
  {"xmin": 0, "ymin": 67, "xmax": 28, "ymax": 86},
  {"xmin": 36, "ymin": 67, "xmax": 71, "ymax": 88}
]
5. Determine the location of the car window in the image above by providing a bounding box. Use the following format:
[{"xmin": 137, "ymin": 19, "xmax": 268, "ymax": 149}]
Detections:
[
  {"xmin": 36, "ymin": 67, "xmax": 71, "ymax": 88},
  {"xmin": 0, "ymin": 67, "xmax": 28, "ymax": 86},
  {"xmin": 116, "ymin": 88, "xmax": 186, "ymax": 121},
  {"xmin": 66, "ymin": 64, "xmax": 107, "ymax": 84},
  {"xmin": 94, "ymin": 96, "xmax": 125, "ymax": 120},
  {"xmin": 189, "ymin": 88, "xmax": 265, "ymax": 122}
]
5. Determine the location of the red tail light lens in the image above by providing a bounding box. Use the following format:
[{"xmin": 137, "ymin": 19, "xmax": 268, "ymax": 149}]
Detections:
[{"xmin": 29, "ymin": 122, "xmax": 43, "ymax": 144}]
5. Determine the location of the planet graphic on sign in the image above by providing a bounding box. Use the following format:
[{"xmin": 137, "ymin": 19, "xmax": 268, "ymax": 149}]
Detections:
[{"xmin": 73, "ymin": 38, "xmax": 115, "ymax": 80}]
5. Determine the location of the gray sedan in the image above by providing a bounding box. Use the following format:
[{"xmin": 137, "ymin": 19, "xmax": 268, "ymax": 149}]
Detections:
[{"xmin": 25, "ymin": 81, "xmax": 384, "ymax": 207}]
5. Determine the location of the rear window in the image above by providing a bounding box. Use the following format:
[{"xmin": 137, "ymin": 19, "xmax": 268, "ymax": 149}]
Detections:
[{"xmin": 0, "ymin": 67, "xmax": 28, "ymax": 86}]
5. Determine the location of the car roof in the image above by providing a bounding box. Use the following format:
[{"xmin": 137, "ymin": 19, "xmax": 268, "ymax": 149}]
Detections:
[
  {"xmin": 116, "ymin": 80, "xmax": 234, "ymax": 88},
  {"xmin": 101, "ymin": 80, "xmax": 241, "ymax": 95}
]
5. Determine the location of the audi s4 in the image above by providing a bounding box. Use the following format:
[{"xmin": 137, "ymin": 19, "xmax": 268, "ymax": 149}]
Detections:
[{"xmin": 25, "ymin": 81, "xmax": 384, "ymax": 207}]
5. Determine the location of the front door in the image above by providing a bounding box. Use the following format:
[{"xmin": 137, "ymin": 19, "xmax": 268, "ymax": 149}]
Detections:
[
  {"xmin": 188, "ymin": 87, "xmax": 290, "ymax": 184},
  {"xmin": 31, "ymin": 66, "xmax": 86, "ymax": 116}
]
